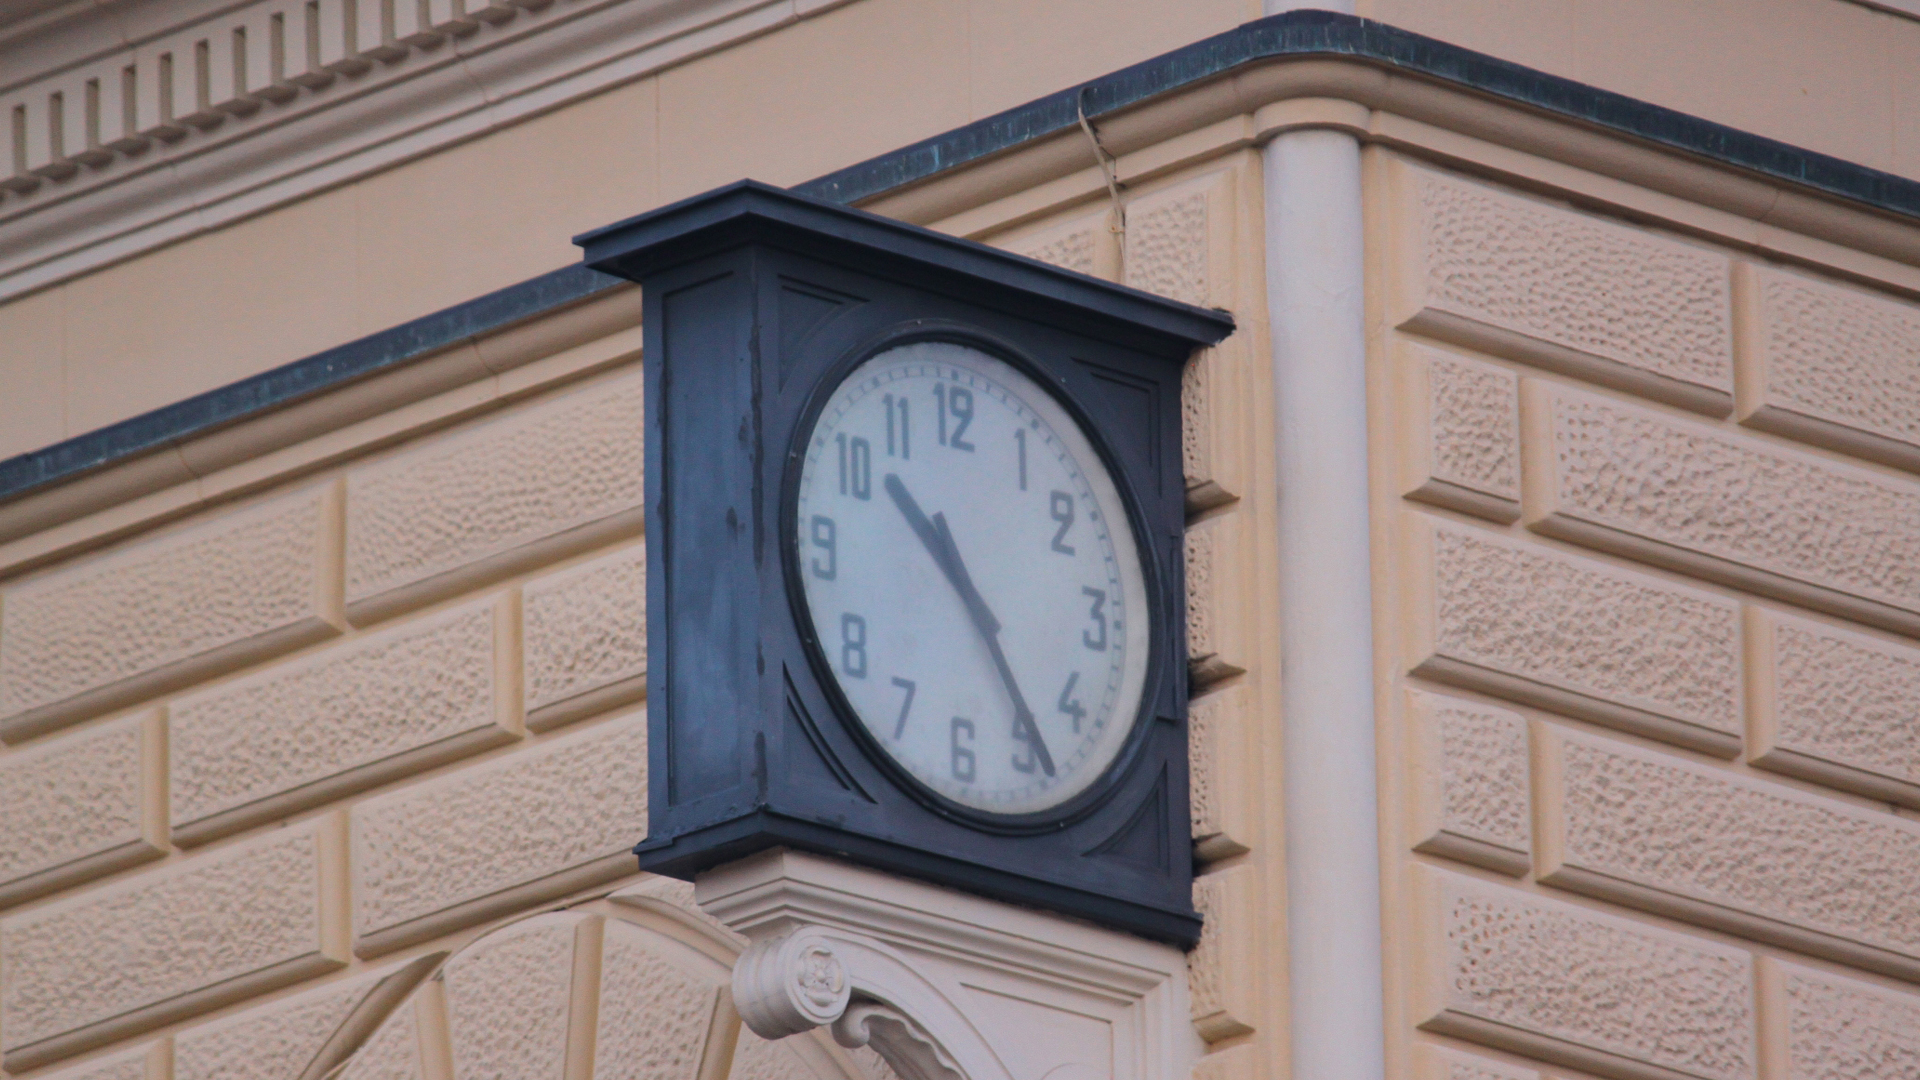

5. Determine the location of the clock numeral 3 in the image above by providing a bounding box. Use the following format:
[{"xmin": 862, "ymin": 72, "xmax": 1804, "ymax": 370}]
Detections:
[
  {"xmin": 837, "ymin": 434, "xmax": 871, "ymax": 500},
  {"xmin": 809, "ymin": 515, "xmax": 836, "ymax": 580},
  {"xmin": 950, "ymin": 717, "xmax": 976, "ymax": 782},
  {"xmin": 934, "ymin": 383, "xmax": 975, "ymax": 451},
  {"xmin": 1057, "ymin": 672, "xmax": 1086, "ymax": 733},
  {"xmin": 1050, "ymin": 492, "xmax": 1076, "ymax": 555},
  {"xmin": 1081, "ymin": 587, "xmax": 1107, "ymax": 651},
  {"xmin": 841, "ymin": 613, "xmax": 868, "ymax": 677}
]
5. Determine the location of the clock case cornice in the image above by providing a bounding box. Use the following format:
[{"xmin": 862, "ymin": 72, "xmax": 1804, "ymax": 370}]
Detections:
[{"xmin": 579, "ymin": 181, "xmax": 1232, "ymax": 947}]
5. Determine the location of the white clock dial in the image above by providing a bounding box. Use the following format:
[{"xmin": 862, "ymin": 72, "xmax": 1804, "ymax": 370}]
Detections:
[{"xmin": 794, "ymin": 340, "xmax": 1152, "ymax": 816}]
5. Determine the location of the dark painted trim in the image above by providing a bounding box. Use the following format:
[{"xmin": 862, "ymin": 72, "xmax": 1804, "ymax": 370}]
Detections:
[{"xmin": 9, "ymin": 8, "xmax": 1920, "ymax": 507}]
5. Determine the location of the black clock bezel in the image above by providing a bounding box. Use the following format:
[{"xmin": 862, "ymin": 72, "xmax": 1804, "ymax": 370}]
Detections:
[{"xmin": 781, "ymin": 320, "xmax": 1167, "ymax": 836}]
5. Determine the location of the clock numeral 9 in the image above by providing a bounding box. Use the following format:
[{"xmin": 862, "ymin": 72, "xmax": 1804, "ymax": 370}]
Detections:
[
  {"xmin": 1081, "ymin": 587, "xmax": 1107, "ymax": 651},
  {"xmin": 810, "ymin": 515, "xmax": 836, "ymax": 580},
  {"xmin": 841, "ymin": 613, "xmax": 867, "ymax": 677},
  {"xmin": 836, "ymin": 434, "xmax": 871, "ymax": 500},
  {"xmin": 950, "ymin": 717, "xmax": 976, "ymax": 782},
  {"xmin": 1050, "ymin": 492, "xmax": 1076, "ymax": 555},
  {"xmin": 934, "ymin": 383, "xmax": 975, "ymax": 451}
]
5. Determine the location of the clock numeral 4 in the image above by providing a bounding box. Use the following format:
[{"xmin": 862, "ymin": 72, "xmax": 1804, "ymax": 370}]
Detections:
[
  {"xmin": 950, "ymin": 717, "xmax": 976, "ymax": 782},
  {"xmin": 841, "ymin": 613, "xmax": 867, "ymax": 677},
  {"xmin": 1057, "ymin": 672, "xmax": 1086, "ymax": 733}
]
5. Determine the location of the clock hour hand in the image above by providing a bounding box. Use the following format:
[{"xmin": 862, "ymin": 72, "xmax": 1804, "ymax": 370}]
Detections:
[{"xmin": 884, "ymin": 474, "xmax": 1057, "ymax": 777}]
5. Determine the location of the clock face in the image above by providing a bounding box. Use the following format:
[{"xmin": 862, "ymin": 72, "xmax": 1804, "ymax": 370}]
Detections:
[{"xmin": 794, "ymin": 339, "xmax": 1152, "ymax": 817}]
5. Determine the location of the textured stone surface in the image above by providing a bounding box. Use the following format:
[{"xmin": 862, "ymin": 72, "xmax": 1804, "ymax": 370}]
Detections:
[
  {"xmin": 1407, "ymin": 690, "xmax": 1530, "ymax": 874},
  {"xmin": 1412, "ymin": 520, "xmax": 1743, "ymax": 754},
  {"xmin": 595, "ymin": 920, "xmax": 721, "ymax": 1080},
  {"xmin": 0, "ymin": 711, "xmax": 160, "ymax": 905},
  {"xmin": 1752, "ymin": 610, "xmax": 1920, "ymax": 807},
  {"xmin": 1185, "ymin": 514, "xmax": 1245, "ymax": 689},
  {"xmin": 351, "ymin": 715, "xmax": 646, "ymax": 950},
  {"xmin": 443, "ymin": 914, "xmax": 579, "ymax": 1080},
  {"xmin": 174, "ymin": 966, "xmax": 382, "ymax": 1080},
  {"xmin": 1007, "ymin": 220, "xmax": 1097, "ymax": 276},
  {"xmin": 731, "ymin": 1031, "xmax": 832, "ymax": 1080},
  {"xmin": 1188, "ymin": 866, "xmax": 1255, "ymax": 1043},
  {"xmin": 1127, "ymin": 189, "xmax": 1209, "ymax": 306},
  {"xmin": 1417, "ymin": 867, "xmax": 1754, "ymax": 1080},
  {"xmin": 1777, "ymin": 962, "xmax": 1920, "ymax": 1080},
  {"xmin": 0, "ymin": 483, "xmax": 340, "ymax": 740},
  {"xmin": 1529, "ymin": 384, "xmax": 1920, "ymax": 635},
  {"xmin": 171, "ymin": 597, "xmax": 513, "ymax": 842},
  {"xmin": 523, "ymin": 543, "xmax": 646, "ymax": 729},
  {"xmin": 38, "ymin": 1042, "xmax": 156, "ymax": 1080},
  {"xmin": 1188, "ymin": 684, "xmax": 1249, "ymax": 859},
  {"xmin": 1405, "ymin": 348, "xmax": 1521, "ymax": 521},
  {"xmin": 1539, "ymin": 728, "xmax": 1920, "ymax": 979},
  {"xmin": 335, "ymin": 990, "xmax": 424, "ymax": 1080},
  {"xmin": 344, "ymin": 375, "xmax": 645, "ymax": 620},
  {"xmin": 0, "ymin": 816, "xmax": 345, "ymax": 1067},
  {"xmin": 1745, "ymin": 265, "xmax": 1920, "ymax": 468},
  {"xmin": 1401, "ymin": 165, "xmax": 1732, "ymax": 407},
  {"xmin": 1419, "ymin": 1046, "xmax": 1539, "ymax": 1080}
]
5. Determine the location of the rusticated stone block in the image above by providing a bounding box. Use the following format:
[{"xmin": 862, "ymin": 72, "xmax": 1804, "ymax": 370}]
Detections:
[
  {"xmin": 1536, "ymin": 726, "xmax": 1920, "ymax": 982},
  {"xmin": 1405, "ymin": 690, "xmax": 1529, "ymax": 875},
  {"xmin": 1524, "ymin": 382, "xmax": 1920, "ymax": 638},
  {"xmin": 1186, "ymin": 511, "xmax": 1249, "ymax": 690},
  {"xmin": 344, "ymin": 374, "xmax": 645, "ymax": 623},
  {"xmin": 1414, "ymin": 866, "xmax": 1754, "ymax": 1080},
  {"xmin": 174, "ymin": 954, "xmax": 437, "ymax": 1080},
  {"xmin": 596, "ymin": 919, "xmax": 727, "ymax": 1080},
  {"xmin": 1393, "ymin": 162, "xmax": 1733, "ymax": 414},
  {"xmin": 351, "ymin": 714, "xmax": 646, "ymax": 955},
  {"xmin": 523, "ymin": 543, "xmax": 646, "ymax": 731},
  {"xmin": 1127, "ymin": 176, "xmax": 1225, "ymax": 309},
  {"xmin": 1747, "ymin": 608, "xmax": 1920, "ymax": 808},
  {"xmin": 1189, "ymin": 684, "xmax": 1252, "ymax": 862},
  {"xmin": 170, "ymin": 595, "xmax": 519, "ymax": 845},
  {"xmin": 1408, "ymin": 519, "xmax": 1743, "ymax": 756},
  {"xmin": 334, "ymin": 982, "xmax": 432, "ymax": 1080},
  {"xmin": 1738, "ymin": 263, "xmax": 1920, "ymax": 472},
  {"xmin": 37, "ymin": 1041, "xmax": 164, "ymax": 1080},
  {"xmin": 1003, "ymin": 212, "xmax": 1102, "ymax": 278},
  {"xmin": 0, "ymin": 483, "xmax": 344, "ymax": 742},
  {"xmin": 730, "ymin": 1030, "xmax": 838, "ymax": 1080},
  {"xmin": 0, "ymin": 814, "xmax": 349, "ymax": 1071},
  {"xmin": 0, "ymin": 710, "xmax": 165, "ymax": 907},
  {"xmin": 442, "ymin": 913, "xmax": 585, "ymax": 1080},
  {"xmin": 1189, "ymin": 865, "xmax": 1257, "ymax": 1044},
  {"xmin": 1400, "ymin": 345, "xmax": 1522, "ymax": 523},
  {"xmin": 1415, "ymin": 1045, "xmax": 1540, "ymax": 1080},
  {"xmin": 1763, "ymin": 958, "xmax": 1920, "ymax": 1080}
]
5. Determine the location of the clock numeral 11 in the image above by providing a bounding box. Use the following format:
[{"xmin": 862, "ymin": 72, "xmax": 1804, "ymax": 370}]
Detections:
[{"xmin": 883, "ymin": 394, "xmax": 910, "ymax": 459}]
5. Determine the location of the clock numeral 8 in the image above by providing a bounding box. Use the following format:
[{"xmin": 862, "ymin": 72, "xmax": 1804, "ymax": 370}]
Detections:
[
  {"xmin": 950, "ymin": 717, "xmax": 976, "ymax": 782},
  {"xmin": 841, "ymin": 613, "xmax": 867, "ymax": 677}
]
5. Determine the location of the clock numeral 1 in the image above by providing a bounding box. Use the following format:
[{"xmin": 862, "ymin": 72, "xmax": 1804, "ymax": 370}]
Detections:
[
  {"xmin": 1081, "ymin": 587, "xmax": 1108, "ymax": 651},
  {"xmin": 890, "ymin": 676, "xmax": 916, "ymax": 738},
  {"xmin": 933, "ymin": 383, "xmax": 975, "ymax": 451},
  {"xmin": 841, "ymin": 613, "xmax": 868, "ymax": 677},
  {"xmin": 884, "ymin": 394, "xmax": 910, "ymax": 459},
  {"xmin": 1057, "ymin": 672, "xmax": 1086, "ymax": 733},
  {"xmin": 950, "ymin": 717, "xmax": 976, "ymax": 782},
  {"xmin": 837, "ymin": 434, "xmax": 871, "ymax": 500},
  {"xmin": 1050, "ymin": 491, "xmax": 1076, "ymax": 555},
  {"xmin": 810, "ymin": 515, "xmax": 836, "ymax": 580},
  {"xmin": 1014, "ymin": 428, "xmax": 1027, "ymax": 490}
]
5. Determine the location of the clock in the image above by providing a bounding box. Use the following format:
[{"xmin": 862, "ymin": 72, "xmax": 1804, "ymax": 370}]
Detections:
[
  {"xmin": 576, "ymin": 181, "xmax": 1233, "ymax": 945},
  {"xmin": 794, "ymin": 339, "xmax": 1150, "ymax": 818}
]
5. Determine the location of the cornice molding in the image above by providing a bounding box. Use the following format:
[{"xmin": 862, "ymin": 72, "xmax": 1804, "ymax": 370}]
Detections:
[{"xmin": 0, "ymin": 0, "xmax": 849, "ymax": 301}]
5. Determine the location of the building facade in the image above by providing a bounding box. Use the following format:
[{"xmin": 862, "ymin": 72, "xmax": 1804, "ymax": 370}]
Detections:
[{"xmin": 3, "ymin": 3, "xmax": 1920, "ymax": 1080}]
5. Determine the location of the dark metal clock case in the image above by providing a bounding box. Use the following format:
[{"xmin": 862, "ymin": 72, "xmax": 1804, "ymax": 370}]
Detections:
[{"xmin": 575, "ymin": 181, "xmax": 1233, "ymax": 947}]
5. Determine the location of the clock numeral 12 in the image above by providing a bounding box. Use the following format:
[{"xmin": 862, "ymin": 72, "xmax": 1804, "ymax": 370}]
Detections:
[
  {"xmin": 933, "ymin": 383, "xmax": 975, "ymax": 451},
  {"xmin": 950, "ymin": 717, "xmax": 976, "ymax": 782}
]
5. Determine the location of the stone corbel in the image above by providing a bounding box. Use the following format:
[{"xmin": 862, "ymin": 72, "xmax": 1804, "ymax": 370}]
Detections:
[{"xmin": 696, "ymin": 849, "xmax": 1198, "ymax": 1080}]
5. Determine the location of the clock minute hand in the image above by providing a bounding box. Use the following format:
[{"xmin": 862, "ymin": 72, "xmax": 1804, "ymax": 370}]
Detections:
[{"xmin": 883, "ymin": 474, "xmax": 1056, "ymax": 778}]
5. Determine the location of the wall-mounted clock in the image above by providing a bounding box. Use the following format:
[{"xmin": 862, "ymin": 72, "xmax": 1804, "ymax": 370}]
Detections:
[{"xmin": 577, "ymin": 182, "xmax": 1233, "ymax": 945}]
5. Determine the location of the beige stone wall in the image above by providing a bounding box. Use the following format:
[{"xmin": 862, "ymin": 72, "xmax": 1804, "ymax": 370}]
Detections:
[{"xmin": 1373, "ymin": 151, "xmax": 1920, "ymax": 1080}]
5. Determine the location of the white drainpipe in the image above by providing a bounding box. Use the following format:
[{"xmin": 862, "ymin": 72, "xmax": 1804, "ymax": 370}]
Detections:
[{"xmin": 1258, "ymin": 4, "xmax": 1388, "ymax": 1078}]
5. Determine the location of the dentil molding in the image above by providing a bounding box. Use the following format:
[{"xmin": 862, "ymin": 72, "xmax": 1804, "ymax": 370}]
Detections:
[
  {"xmin": 0, "ymin": 0, "xmax": 849, "ymax": 301},
  {"xmin": 696, "ymin": 849, "xmax": 1201, "ymax": 1080}
]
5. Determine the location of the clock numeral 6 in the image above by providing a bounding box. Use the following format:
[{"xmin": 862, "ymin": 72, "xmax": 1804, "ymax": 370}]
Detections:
[
  {"xmin": 841, "ymin": 613, "xmax": 867, "ymax": 677},
  {"xmin": 950, "ymin": 717, "xmax": 976, "ymax": 782},
  {"xmin": 810, "ymin": 515, "xmax": 836, "ymax": 580},
  {"xmin": 1081, "ymin": 587, "xmax": 1107, "ymax": 651}
]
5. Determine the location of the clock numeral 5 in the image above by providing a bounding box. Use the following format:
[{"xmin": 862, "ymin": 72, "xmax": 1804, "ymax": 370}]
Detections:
[
  {"xmin": 950, "ymin": 717, "xmax": 976, "ymax": 782},
  {"xmin": 1081, "ymin": 587, "xmax": 1107, "ymax": 651},
  {"xmin": 810, "ymin": 515, "xmax": 836, "ymax": 580},
  {"xmin": 841, "ymin": 613, "xmax": 867, "ymax": 677}
]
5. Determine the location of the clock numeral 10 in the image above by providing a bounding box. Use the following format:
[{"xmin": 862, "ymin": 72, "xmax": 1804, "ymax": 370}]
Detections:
[
  {"xmin": 950, "ymin": 717, "xmax": 976, "ymax": 782},
  {"xmin": 933, "ymin": 383, "xmax": 975, "ymax": 451},
  {"xmin": 837, "ymin": 434, "xmax": 871, "ymax": 499}
]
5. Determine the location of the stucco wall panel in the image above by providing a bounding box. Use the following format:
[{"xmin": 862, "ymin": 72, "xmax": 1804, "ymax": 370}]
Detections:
[
  {"xmin": 342, "ymin": 374, "xmax": 645, "ymax": 624},
  {"xmin": 1392, "ymin": 162, "xmax": 1733, "ymax": 414},
  {"xmin": 1414, "ymin": 866, "xmax": 1755, "ymax": 1080},
  {"xmin": 523, "ymin": 543, "xmax": 647, "ymax": 732},
  {"xmin": 0, "ymin": 482, "xmax": 344, "ymax": 742},
  {"xmin": 0, "ymin": 814, "xmax": 349, "ymax": 1071},
  {"xmin": 1189, "ymin": 683, "xmax": 1253, "ymax": 862},
  {"xmin": 1747, "ymin": 608, "xmax": 1920, "ymax": 808},
  {"xmin": 172, "ymin": 958, "xmax": 428, "ymax": 1080},
  {"xmin": 1408, "ymin": 519, "xmax": 1743, "ymax": 756},
  {"xmin": 441, "ymin": 913, "xmax": 584, "ymax": 1080},
  {"xmin": 595, "ymin": 920, "xmax": 727, "ymax": 1080},
  {"xmin": 1415, "ymin": 1045, "xmax": 1541, "ymax": 1080},
  {"xmin": 0, "ymin": 710, "xmax": 164, "ymax": 908},
  {"xmin": 1523, "ymin": 382, "xmax": 1920, "ymax": 637},
  {"xmin": 334, "ymin": 985, "xmax": 429, "ymax": 1080},
  {"xmin": 1535, "ymin": 726, "xmax": 1920, "ymax": 981},
  {"xmin": 349, "ymin": 714, "xmax": 646, "ymax": 956},
  {"xmin": 1185, "ymin": 509, "xmax": 1252, "ymax": 690},
  {"xmin": 1399, "ymin": 345, "xmax": 1522, "ymax": 523},
  {"xmin": 169, "ymin": 596, "xmax": 519, "ymax": 845},
  {"xmin": 1405, "ymin": 690, "xmax": 1530, "ymax": 875},
  {"xmin": 37, "ymin": 1041, "xmax": 164, "ymax": 1080},
  {"xmin": 1764, "ymin": 959, "xmax": 1920, "ymax": 1080},
  {"xmin": 1738, "ymin": 263, "xmax": 1920, "ymax": 472},
  {"xmin": 1189, "ymin": 864, "xmax": 1258, "ymax": 1044}
]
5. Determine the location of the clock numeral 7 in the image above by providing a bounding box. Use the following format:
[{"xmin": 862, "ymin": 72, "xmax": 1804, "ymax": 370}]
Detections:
[
  {"xmin": 890, "ymin": 676, "xmax": 916, "ymax": 738},
  {"xmin": 950, "ymin": 717, "xmax": 976, "ymax": 782},
  {"xmin": 1081, "ymin": 587, "xmax": 1107, "ymax": 651}
]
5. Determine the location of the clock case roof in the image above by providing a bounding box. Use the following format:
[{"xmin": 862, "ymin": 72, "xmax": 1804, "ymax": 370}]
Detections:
[{"xmin": 578, "ymin": 181, "xmax": 1233, "ymax": 947}]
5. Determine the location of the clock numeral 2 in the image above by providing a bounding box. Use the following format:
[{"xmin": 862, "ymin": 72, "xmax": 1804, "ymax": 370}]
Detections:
[
  {"xmin": 837, "ymin": 434, "xmax": 871, "ymax": 499},
  {"xmin": 1081, "ymin": 587, "xmax": 1107, "ymax": 651},
  {"xmin": 841, "ymin": 613, "xmax": 867, "ymax": 677},
  {"xmin": 950, "ymin": 717, "xmax": 976, "ymax": 782},
  {"xmin": 1050, "ymin": 492, "xmax": 1076, "ymax": 555},
  {"xmin": 810, "ymin": 515, "xmax": 836, "ymax": 580},
  {"xmin": 934, "ymin": 383, "xmax": 975, "ymax": 451}
]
